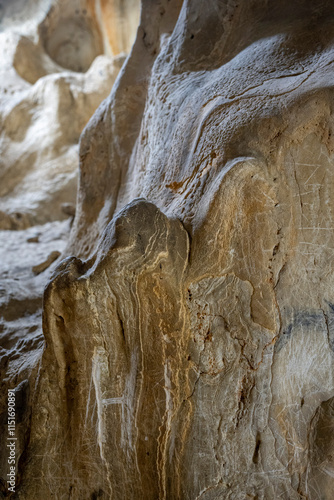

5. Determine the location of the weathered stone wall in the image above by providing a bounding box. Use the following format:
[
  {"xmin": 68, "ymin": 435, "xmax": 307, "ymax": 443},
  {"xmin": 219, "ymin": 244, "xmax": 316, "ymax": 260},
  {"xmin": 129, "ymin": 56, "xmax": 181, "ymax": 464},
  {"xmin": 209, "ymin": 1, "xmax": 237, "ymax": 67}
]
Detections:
[
  {"xmin": 0, "ymin": 0, "xmax": 140, "ymax": 228},
  {"xmin": 3, "ymin": 0, "xmax": 334, "ymax": 499},
  {"xmin": 0, "ymin": 1, "xmax": 139, "ymax": 497}
]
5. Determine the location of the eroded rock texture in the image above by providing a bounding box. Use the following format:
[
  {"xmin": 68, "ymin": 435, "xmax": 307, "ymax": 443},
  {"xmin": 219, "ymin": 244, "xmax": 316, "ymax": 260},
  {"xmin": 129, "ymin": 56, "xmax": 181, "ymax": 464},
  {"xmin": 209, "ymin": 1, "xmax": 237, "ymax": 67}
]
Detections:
[
  {"xmin": 0, "ymin": 0, "xmax": 140, "ymax": 497},
  {"xmin": 0, "ymin": 0, "xmax": 140, "ymax": 228},
  {"xmin": 6, "ymin": 0, "xmax": 334, "ymax": 499}
]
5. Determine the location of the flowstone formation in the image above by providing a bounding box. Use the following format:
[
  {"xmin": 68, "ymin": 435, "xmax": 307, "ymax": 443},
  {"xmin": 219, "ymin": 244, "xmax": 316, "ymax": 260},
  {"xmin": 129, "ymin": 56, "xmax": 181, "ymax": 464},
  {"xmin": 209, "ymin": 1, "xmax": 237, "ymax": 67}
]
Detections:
[{"xmin": 5, "ymin": 0, "xmax": 334, "ymax": 498}]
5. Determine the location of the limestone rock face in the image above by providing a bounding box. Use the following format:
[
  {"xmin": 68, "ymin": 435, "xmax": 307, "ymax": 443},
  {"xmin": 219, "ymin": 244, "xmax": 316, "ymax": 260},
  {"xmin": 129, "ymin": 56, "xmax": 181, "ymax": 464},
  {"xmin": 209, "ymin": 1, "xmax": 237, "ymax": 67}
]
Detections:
[
  {"xmin": 5, "ymin": 0, "xmax": 334, "ymax": 499},
  {"xmin": 22, "ymin": 199, "xmax": 190, "ymax": 499},
  {"xmin": 0, "ymin": 218, "xmax": 71, "ymax": 493},
  {"xmin": 0, "ymin": 0, "xmax": 140, "ymax": 228},
  {"xmin": 0, "ymin": 0, "xmax": 140, "ymax": 497}
]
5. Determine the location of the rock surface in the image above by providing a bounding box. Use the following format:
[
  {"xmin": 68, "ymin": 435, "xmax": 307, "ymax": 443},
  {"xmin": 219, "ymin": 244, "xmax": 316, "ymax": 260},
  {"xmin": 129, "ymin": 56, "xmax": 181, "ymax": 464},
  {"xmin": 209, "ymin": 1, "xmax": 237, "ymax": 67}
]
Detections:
[
  {"xmin": 3, "ymin": 0, "xmax": 334, "ymax": 499},
  {"xmin": 0, "ymin": 0, "xmax": 140, "ymax": 497},
  {"xmin": 0, "ymin": 0, "xmax": 140, "ymax": 228},
  {"xmin": 0, "ymin": 218, "xmax": 71, "ymax": 494}
]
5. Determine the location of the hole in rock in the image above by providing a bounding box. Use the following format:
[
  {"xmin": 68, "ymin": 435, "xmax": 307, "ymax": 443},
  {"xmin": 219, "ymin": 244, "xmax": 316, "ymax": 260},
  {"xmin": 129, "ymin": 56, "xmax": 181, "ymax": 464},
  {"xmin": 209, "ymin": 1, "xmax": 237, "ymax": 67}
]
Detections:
[{"xmin": 39, "ymin": 9, "xmax": 103, "ymax": 72}]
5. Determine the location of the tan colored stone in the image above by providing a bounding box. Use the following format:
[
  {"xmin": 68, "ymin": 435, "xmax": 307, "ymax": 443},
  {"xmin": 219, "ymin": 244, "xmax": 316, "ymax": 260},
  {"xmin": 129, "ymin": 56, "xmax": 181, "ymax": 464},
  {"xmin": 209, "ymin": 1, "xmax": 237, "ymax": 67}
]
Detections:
[
  {"xmin": 32, "ymin": 250, "xmax": 61, "ymax": 274},
  {"xmin": 4, "ymin": 0, "xmax": 334, "ymax": 499},
  {"xmin": 0, "ymin": 0, "xmax": 140, "ymax": 496}
]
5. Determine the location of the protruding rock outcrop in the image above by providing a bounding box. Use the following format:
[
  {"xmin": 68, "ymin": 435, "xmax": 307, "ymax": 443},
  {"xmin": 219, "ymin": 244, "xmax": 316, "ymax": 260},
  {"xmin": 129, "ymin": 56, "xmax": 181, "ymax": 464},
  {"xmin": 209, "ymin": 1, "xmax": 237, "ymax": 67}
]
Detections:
[
  {"xmin": 0, "ymin": 1, "xmax": 139, "ymax": 496},
  {"xmin": 3, "ymin": 0, "xmax": 334, "ymax": 499},
  {"xmin": 21, "ymin": 199, "xmax": 189, "ymax": 499}
]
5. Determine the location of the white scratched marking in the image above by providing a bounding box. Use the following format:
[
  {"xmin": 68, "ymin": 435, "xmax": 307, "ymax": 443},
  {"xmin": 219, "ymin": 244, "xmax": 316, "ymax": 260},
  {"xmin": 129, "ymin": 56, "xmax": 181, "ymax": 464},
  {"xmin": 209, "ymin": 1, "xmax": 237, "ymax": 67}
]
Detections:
[
  {"xmin": 102, "ymin": 397, "xmax": 124, "ymax": 405},
  {"xmin": 293, "ymin": 163, "xmax": 322, "ymax": 167},
  {"xmin": 304, "ymin": 166, "xmax": 320, "ymax": 185},
  {"xmin": 293, "ymin": 190, "xmax": 317, "ymax": 197}
]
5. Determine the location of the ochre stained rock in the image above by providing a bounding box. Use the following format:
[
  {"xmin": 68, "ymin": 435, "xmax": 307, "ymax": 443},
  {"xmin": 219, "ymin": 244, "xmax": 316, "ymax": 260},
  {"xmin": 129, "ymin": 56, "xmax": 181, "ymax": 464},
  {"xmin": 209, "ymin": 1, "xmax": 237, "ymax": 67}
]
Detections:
[
  {"xmin": 5, "ymin": 0, "xmax": 334, "ymax": 499},
  {"xmin": 21, "ymin": 200, "xmax": 189, "ymax": 499},
  {"xmin": 0, "ymin": 1, "xmax": 140, "ymax": 497}
]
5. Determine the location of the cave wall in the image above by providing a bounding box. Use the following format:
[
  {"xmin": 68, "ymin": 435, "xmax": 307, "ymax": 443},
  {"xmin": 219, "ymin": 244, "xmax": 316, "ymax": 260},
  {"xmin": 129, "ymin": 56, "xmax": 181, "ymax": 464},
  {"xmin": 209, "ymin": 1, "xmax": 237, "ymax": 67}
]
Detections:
[
  {"xmin": 3, "ymin": 0, "xmax": 334, "ymax": 499},
  {"xmin": 0, "ymin": 0, "xmax": 140, "ymax": 229},
  {"xmin": 0, "ymin": 0, "xmax": 140, "ymax": 497}
]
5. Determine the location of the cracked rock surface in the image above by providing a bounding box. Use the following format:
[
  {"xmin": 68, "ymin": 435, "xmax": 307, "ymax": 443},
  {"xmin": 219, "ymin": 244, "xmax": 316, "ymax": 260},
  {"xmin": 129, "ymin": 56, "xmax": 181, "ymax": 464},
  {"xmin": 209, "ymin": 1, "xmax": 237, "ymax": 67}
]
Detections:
[
  {"xmin": 3, "ymin": 0, "xmax": 334, "ymax": 499},
  {"xmin": 0, "ymin": 0, "xmax": 140, "ymax": 497}
]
